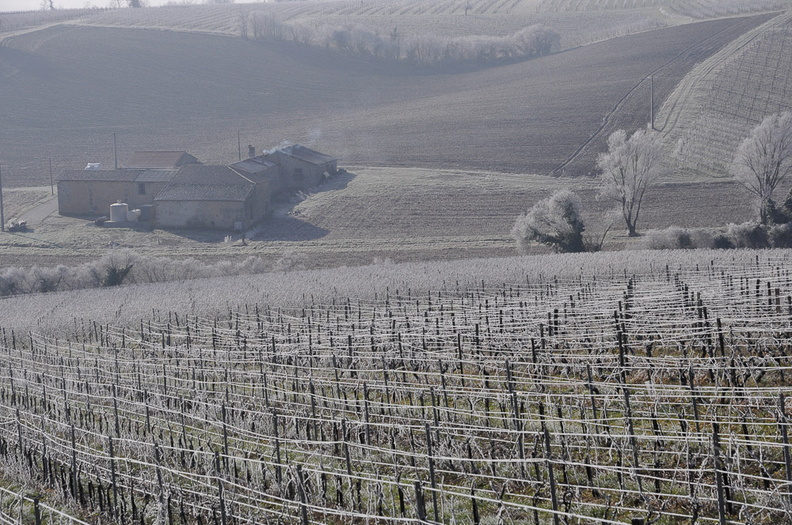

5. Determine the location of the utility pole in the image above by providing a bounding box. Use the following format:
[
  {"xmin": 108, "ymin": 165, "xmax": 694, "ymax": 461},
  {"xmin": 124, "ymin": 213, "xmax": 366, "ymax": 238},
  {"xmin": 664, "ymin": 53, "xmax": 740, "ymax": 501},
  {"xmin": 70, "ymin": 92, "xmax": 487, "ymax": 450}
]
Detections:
[
  {"xmin": 113, "ymin": 132, "xmax": 118, "ymax": 170},
  {"xmin": 238, "ymin": 130, "xmax": 242, "ymax": 161},
  {"xmin": 49, "ymin": 158, "xmax": 54, "ymax": 195},
  {"xmin": 0, "ymin": 164, "xmax": 5, "ymax": 233},
  {"xmin": 650, "ymin": 75, "xmax": 655, "ymax": 130}
]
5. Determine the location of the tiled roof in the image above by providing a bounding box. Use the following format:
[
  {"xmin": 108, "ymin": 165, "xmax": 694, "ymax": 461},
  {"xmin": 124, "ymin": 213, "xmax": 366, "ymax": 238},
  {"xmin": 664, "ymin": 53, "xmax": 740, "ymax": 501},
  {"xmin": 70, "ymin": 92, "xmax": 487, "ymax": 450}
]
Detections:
[
  {"xmin": 231, "ymin": 157, "xmax": 278, "ymax": 175},
  {"xmin": 134, "ymin": 169, "xmax": 179, "ymax": 183},
  {"xmin": 154, "ymin": 165, "xmax": 254, "ymax": 202},
  {"xmin": 55, "ymin": 169, "xmax": 141, "ymax": 182},
  {"xmin": 124, "ymin": 151, "xmax": 200, "ymax": 169},
  {"xmin": 280, "ymin": 144, "xmax": 338, "ymax": 165}
]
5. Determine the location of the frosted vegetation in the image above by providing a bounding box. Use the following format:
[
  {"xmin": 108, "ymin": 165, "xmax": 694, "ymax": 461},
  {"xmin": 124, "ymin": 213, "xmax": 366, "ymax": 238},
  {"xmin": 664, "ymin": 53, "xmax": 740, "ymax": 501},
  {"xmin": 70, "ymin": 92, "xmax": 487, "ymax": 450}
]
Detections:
[
  {"xmin": 1, "ymin": 248, "xmax": 787, "ymax": 335},
  {"xmin": 249, "ymin": 17, "xmax": 561, "ymax": 66},
  {"xmin": 0, "ymin": 247, "xmax": 791, "ymax": 524}
]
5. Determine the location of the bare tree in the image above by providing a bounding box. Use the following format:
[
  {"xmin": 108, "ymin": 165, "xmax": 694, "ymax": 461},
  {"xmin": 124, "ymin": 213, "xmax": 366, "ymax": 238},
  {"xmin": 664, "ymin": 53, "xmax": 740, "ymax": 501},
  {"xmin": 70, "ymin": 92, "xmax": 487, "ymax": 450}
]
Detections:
[
  {"xmin": 237, "ymin": 10, "xmax": 249, "ymax": 39},
  {"xmin": 511, "ymin": 190, "xmax": 586, "ymax": 253},
  {"xmin": 597, "ymin": 128, "xmax": 665, "ymax": 237},
  {"xmin": 40, "ymin": 0, "xmax": 55, "ymax": 10},
  {"xmin": 731, "ymin": 112, "xmax": 792, "ymax": 224}
]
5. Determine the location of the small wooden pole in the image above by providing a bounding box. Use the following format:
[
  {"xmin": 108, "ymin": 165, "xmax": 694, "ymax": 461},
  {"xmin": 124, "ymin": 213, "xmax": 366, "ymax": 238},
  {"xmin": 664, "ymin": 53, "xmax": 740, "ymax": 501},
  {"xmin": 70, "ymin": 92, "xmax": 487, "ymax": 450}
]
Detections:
[
  {"xmin": 650, "ymin": 75, "xmax": 655, "ymax": 130},
  {"xmin": 33, "ymin": 497, "xmax": 42, "ymax": 525},
  {"xmin": 425, "ymin": 422, "xmax": 439, "ymax": 522},
  {"xmin": 713, "ymin": 423, "xmax": 727, "ymax": 525},
  {"xmin": 780, "ymin": 393, "xmax": 792, "ymax": 503},
  {"xmin": 414, "ymin": 481, "xmax": 427, "ymax": 522},
  {"xmin": 543, "ymin": 426, "xmax": 560, "ymax": 525},
  {"xmin": 109, "ymin": 436, "xmax": 118, "ymax": 518},
  {"xmin": 0, "ymin": 164, "xmax": 5, "ymax": 232},
  {"xmin": 70, "ymin": 424, "xmax": 78, "ymax": 501}
]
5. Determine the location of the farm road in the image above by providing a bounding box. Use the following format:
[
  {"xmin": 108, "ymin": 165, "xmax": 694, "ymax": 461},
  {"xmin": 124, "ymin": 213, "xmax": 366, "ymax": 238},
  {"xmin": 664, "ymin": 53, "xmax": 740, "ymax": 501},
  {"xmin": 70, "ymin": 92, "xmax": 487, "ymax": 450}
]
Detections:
[{"xmin": 18, "ymin": 194, "xmax": 57, "ymax": 226}]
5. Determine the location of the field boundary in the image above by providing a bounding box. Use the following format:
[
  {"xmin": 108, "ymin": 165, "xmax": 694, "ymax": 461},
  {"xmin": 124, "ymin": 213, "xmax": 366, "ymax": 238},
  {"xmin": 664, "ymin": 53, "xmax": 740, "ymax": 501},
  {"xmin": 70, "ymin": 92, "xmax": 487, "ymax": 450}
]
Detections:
[{"xmin": 552, "ymin": 13, "xmax": 783, "ymax": 174}]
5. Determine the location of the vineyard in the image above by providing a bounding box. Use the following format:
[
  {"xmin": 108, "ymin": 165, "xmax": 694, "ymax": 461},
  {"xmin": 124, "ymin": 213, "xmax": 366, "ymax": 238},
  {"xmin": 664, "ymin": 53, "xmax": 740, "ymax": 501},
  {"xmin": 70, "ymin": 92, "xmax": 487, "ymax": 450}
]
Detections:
[
  {"xmin": 658, "ymin": 8, "xmax": 792, "ymax": 181},
  {"xmin": 1, "ymin": 249, "xmax": 791, "ymax": 524}
]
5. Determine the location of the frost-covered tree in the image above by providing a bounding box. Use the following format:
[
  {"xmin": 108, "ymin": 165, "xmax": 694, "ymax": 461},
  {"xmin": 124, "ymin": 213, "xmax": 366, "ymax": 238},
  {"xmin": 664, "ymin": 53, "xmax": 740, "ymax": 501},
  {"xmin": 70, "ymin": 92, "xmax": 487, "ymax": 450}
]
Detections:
[
  {"xmin": 511, "ymin": 190, "xmax": 586, "ymax": 253},
  {"xmin": 731, "ymin": 112, "xmax": 792, "ymax": 224},
  {"xmin": 597, "ymin": 128, "xmax": 665, "ymax": 237}
]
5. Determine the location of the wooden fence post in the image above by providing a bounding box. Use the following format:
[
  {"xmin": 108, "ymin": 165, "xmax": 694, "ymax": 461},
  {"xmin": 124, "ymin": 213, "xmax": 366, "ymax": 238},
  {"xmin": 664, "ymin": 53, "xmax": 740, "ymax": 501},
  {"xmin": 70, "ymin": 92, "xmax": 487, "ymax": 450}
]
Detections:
[
  {"xmin": 425, "ymin": 422, "xmax": 439, "ymax": 522},
  {"xmin": 414, "ymin": 481, "xmax": 427, "ymax": 522}
]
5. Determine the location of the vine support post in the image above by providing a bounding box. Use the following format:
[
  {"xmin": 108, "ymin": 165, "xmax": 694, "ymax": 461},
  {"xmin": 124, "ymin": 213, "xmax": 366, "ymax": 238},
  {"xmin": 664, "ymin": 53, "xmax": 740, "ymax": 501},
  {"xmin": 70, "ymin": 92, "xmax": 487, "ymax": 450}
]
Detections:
[{"xmin": 780, "ymin": 393, "xmax": 792, "ymax": 504}]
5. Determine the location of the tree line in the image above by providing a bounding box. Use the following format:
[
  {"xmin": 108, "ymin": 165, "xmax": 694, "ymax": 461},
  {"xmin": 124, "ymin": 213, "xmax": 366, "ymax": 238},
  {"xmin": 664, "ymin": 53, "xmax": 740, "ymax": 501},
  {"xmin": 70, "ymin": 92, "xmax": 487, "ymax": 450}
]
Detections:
[
  {"xmin": 244, "ymin": 14, "xmax": 561, "ymax": 67},
  {"xmin": 513, "ymin": 111, "xmax": 792, "ymax": 253}
]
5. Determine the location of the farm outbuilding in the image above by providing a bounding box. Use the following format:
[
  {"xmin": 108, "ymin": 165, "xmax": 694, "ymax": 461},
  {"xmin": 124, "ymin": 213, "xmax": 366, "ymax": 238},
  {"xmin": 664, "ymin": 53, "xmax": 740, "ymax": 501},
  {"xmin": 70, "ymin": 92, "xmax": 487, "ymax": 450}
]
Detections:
[
  {"xmin": 264, "ymin": 144, "xmax": 339, "ymax": 192},
  {"xmin": 153, "ymin": 164, "xmax": 270, "ymax": 230},
  {"xmin": 55, "ymin": 168, "xmax": 179, "ymax": 216},
  {"xmin": 55, "ymin": 144, "xmax": 338, "ymax": 230}
]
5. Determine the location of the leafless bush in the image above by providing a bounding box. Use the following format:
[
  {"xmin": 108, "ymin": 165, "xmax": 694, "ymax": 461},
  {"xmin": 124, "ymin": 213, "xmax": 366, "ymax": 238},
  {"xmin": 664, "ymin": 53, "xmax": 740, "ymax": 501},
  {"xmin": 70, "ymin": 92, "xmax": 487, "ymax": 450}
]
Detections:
[
  {"xmin": 0, "ymin": 249, "xmax": 274, "ymax": 297},
  {"xmin": 641, "ymin": 227, "xmax": 716, "ymax": 250}
]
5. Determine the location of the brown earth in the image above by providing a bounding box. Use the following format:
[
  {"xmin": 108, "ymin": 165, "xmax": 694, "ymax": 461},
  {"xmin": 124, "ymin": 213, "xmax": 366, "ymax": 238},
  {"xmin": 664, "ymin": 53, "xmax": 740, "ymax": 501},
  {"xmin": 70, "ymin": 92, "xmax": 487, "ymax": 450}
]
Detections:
[{"xmin": 0, "ymin": 14, "xmax": 772, "ymax": 187}]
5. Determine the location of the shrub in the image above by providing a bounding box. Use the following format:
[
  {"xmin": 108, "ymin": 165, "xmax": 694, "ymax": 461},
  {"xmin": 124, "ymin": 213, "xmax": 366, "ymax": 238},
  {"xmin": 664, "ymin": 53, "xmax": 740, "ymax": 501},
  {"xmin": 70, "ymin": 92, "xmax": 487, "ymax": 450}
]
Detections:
[
  {"xmin": 725, "ymin": 222, "xmax": 769, "ymax": 249},
  {"xmin": 712, "ymin": 234, "xmax": 734, "ymax": 250},
  {"xmin": 512, "ymin": 190, "xmax": 586, "ymax": 253},
  {"xmin": 641, "ymin": 227, "xmax": 718, "ymax": 250},
  {"xmin": 642, "ymin": 227, "xmax": 693, "ymax": 250},
  {"xmin": 769, "ymin": 223, "xmax": 792, "ymax": 248},
  {"xmin": 0, "ymin": 249, "xmax": 277, "ymax": 298}
]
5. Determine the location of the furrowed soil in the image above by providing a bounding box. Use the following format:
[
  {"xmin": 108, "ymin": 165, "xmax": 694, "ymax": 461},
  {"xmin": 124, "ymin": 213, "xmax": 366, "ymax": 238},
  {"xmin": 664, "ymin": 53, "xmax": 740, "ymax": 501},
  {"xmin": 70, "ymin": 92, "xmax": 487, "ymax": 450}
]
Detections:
[{"xmin": 0, "ymin": 13, "xmax": 773, "ymax": 186}]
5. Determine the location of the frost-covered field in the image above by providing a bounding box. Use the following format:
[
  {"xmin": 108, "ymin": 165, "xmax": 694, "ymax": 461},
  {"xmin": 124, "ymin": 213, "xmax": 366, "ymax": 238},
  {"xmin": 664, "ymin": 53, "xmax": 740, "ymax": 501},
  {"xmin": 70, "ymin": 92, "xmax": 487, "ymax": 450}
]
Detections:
[
  {"xmin": 0, "ymin": 247, "xmax": 791, "ymax": 524},
  {"xmin": 658, "ymin": 9, "xmax": 792, "ymax": 181},
  {"xmin": 1, "ymin": 248, "xmax": 786, "ymax": 334}
]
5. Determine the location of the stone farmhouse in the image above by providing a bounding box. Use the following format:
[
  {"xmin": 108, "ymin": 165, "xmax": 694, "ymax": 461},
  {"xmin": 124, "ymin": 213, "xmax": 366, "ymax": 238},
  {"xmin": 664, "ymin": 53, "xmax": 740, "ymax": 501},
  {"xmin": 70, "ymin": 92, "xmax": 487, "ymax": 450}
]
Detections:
[{"xmin": 55, "ymin": 145, "xmax": 338, "ymax": 230}]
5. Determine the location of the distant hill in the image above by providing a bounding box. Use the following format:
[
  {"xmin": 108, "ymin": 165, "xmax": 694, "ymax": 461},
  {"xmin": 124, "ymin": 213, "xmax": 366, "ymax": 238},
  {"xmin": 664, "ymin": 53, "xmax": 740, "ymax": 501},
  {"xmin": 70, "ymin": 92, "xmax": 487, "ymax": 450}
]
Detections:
[
  {"xmin": 657, "ymin": 9, "xmax": 792, "ymax": 181},
  {"xmin": 0, "ymin": 6, "xmax": 776, "ymax": 186}
]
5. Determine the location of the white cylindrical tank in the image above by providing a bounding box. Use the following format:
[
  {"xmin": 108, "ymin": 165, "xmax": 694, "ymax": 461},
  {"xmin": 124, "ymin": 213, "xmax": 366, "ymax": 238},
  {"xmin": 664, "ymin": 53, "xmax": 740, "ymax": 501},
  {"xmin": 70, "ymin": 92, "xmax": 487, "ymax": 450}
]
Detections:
[
  {"xmin": 110, "ymin": 202, "xmax": 129, "ymax": 222},
  {"xmin": 126, "ymin": 209, "xmax": 141, "ymax": 222}
]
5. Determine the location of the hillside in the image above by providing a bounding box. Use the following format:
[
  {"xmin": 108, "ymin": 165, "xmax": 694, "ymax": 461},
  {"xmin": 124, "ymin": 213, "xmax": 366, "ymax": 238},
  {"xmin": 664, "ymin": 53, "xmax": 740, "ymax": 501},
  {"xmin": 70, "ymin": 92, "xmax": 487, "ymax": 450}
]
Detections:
[
  {"xmin": 657, "ymin": 8, "xmax": 792, "ymax": 181},
  {"xmin": 0, "ymin": 11, "xmax": 774, "ymax": 187}
]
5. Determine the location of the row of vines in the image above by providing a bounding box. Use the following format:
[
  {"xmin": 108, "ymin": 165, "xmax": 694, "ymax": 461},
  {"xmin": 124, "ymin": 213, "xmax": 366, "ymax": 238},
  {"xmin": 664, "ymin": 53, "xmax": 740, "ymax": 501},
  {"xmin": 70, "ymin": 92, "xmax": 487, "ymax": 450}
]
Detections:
[
  {"xmin": 672, "ymin": 10, "xmax": 792, "ymax": 179},
  {"xmin": 0, "ymin": 254, "xmax": 791, "ymax": 523}
]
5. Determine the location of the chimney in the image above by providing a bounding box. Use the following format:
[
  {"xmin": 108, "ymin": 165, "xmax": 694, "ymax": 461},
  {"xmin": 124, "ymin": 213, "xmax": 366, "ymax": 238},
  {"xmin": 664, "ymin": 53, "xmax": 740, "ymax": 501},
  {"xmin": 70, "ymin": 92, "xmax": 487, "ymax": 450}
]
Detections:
[{"xmin": 248, "ymin": 145, "xmax": 256, "ymax": 158}]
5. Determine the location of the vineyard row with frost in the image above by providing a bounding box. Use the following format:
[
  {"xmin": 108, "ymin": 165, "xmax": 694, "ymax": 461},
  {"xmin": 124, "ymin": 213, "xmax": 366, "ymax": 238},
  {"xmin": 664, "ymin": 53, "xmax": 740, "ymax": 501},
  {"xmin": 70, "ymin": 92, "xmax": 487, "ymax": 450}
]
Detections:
[{"xmin": 0, "ymin": 250, "xmax": 791, "ymax": 523}]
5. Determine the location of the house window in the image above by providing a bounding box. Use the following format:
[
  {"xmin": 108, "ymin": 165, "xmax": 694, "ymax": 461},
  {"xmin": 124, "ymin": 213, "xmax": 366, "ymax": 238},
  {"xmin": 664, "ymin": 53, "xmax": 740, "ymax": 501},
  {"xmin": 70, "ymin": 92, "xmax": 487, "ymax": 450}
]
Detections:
[{"xmin": 137, "ymin": 183, "xmax": 146, "ymax": 195}]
